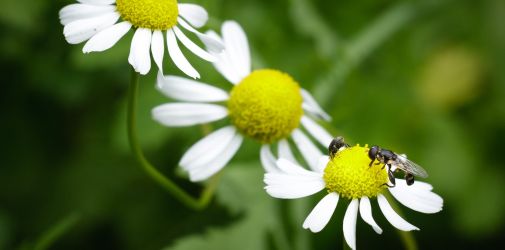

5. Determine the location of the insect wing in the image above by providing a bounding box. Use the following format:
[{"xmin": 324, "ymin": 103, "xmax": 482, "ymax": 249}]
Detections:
[{"xmin": 394, "ymin": 155, "xmax": 429, "ymax": 178}]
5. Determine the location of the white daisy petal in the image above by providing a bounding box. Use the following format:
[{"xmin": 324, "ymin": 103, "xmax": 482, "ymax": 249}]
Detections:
[
  {"xmin": 59, "ymin": 4, "xmax": 115, "ymax": 25},
  {"xmin": 291, "ymin": 129, "xmax": 324, "ymax": 171},
  {"xmin": 303, "ymin": 192, "xmax": 339, "ymax": 233},
  {"xmin": 78, "ymin": 0, "xmax": 115, "ymax": 5},
  {"xmin": 63, "ymin": 11, "xmax": 119, "ymax": 44},
  {"xmin": 178, "ymin": 3, "xmax": 208, "ymax": 28},
  {"xmin": 221, "ymin": 21, "xmax": 251, "ymax": 79},
  {"xmin": 343, "ymin": 199, "xmax": 359, "ymax": 250},
  {"xmin": 260, "ymin": 145, "xmax": 280, "ymax": 173},
  {"xmin": 180, "ymin": 126, "xmax": 236, "ymax": 170},
  {"xmin": 178, "ymin": 18, "xmax": 224, "ymax": 53},
  {"xmin": 277, "ymin": 139, "xmax": 300, "ymax": 165},
  {"xmin": 156, "ymin": 72, "xmax": 228, "ymax": 102},
  {"xmin": 128, "ymin": 28, "xmax": 152, "ymax": 75},
  {"xmin": 276, "ymin": 159, "xmax": 322, "ymax": 177},
  {"xmin": 301, "ymin": 116, "xmax": 333, "ymax": 147},
  {"xmin": 201, "ymin": 30, "xmax": 224, "ymax": 52},
  {"xmin": 152, "ymin": 103, "xmax": 227, "ymax": 127},
  {"xmin": 166, "ymin": 29, "xmax": 200, "ymax": 79},
  {"xmin": 265, "ymin": 159, "xmax": 324, "ymax": 197},
  {"xmin": 389, "ymin": 182, "xmax": 443, "ymax": 214},
  {"xmin": 301, "ymin": 89, "xmax": 331, "ymax": 121},
  {"xmin": 83, "ymin": 21, "xmax": 131, "ymax": 53},
  {"xmin": 315, "ymin": 155, "xmax": 329, "ymax": 174},
  {"xmin": 264, "ymin": 172, "xmax": 322, "ymax": 185},
  {"xmin": 264, "ymin": 173, "xmax": 325, "ymax": 199},
  {"xmin": 201, "ymin": 30, "xmax": 243, "ymax": 84},
  {"xmin": 189, "ymin": 133, "xmax": 243, "ymax": 182},
  {"xmin": 359, "ymin": 197, "xmax": 383, "ymax": 234},
  {"xmin": 265, "ymin": 182, "xmax": 324, "ymax": 199},
  {"xmin": 151, "ymin": 30, "xmax": 164, "ymax": 73},
  {"xmin": 173, "ymin": 26, "xmax": 216, "ymax": 62},
  {"xmin": 377, "ymin": 194, "xmax": 419, "ymax": 231}
]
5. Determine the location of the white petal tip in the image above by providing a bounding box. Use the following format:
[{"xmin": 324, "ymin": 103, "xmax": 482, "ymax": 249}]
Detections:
[
  {"xmin": 302, "ymin": 225, "xmax": 321, "ymax": 233},
  {"xmin": 189, "ymin": 175, "xmax": 204, "ymax": 182}
]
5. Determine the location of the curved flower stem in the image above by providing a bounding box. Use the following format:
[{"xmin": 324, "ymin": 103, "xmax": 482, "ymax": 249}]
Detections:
[
  {"xmin": 270, "ymin": 227, "xmax": 290, "ymax": 250},
  {"xmin": 33, "ymin": 213, "xmax": 81, "ymax": 250},
  {"xmin": 289, "ymin": 200, "xmax": 310, "ymax": 250},
  {"xmin": 397, "ymin": 229, "xmax": 418, "ymax": 250},
  {"xmin": 127, "ymin": 68, "xmax": 220, "ymax": 211}
]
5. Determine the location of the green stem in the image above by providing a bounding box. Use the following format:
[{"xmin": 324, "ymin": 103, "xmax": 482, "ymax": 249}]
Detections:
[
  {"xmin": 270, "ymin": 202, "xmax": 292, "ymax": 250},
  {"xmin": 270, "ymin": 227, "xmax": 291, "ymax": 250},
  {"xmin": 289, "ymin": 0, "xmax": 341, "ymax": 57},
  {"xmin": 290, "ymin": 199, "xmax": 310, "ymax": 250},
  {"xmin": 397, "ymin": 230, "xmax": 418, "ymax": 250},
  {"xmin": 33, "ymin": 213, "xmax": 81, "ymax": 250},
  {"xmin": 127, "ymin": 68, "xmax": 220, "ymax": 211}
]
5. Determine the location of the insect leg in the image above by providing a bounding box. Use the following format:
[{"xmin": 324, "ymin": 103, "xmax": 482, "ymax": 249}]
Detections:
[
  {"xmin": 381, "ymin": 182, "xmax": 395, "ymax": 188},
  {"xmin": 389, "ymin": 169, "xmax": 396, "ymax": 186},
  {"xmin": 381, "ymin": 166, "xmax": 396, "ymax": 188},
  {"xmin": 405, "ymin": 173, "xmax": 415, "ymax": 185}
]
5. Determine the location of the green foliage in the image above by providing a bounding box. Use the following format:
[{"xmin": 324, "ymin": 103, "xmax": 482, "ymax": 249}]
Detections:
[{"xmin": 166, "ymin": 164, "xmax": 275, "ymax": 250}]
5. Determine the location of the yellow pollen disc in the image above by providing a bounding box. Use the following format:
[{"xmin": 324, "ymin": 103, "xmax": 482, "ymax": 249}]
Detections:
[
  {"xmin": 227, "ymin": 69, "xmax": 303, "ymax": 144},
  {"xmin": 116, "ymin": 0, "xmax": 179, "ymax": 30},
  {"xmin": 323, "ymin": 145, "xmax": 388, "ymax": 199}
]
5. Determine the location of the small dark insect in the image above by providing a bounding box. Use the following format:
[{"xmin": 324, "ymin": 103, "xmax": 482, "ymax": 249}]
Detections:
[
  {"xmin": 328, "ymin": 136, "xmax": 349, "ymax": 158},
  {"xmin": 368, "ymin": 145, "xmax": 428, "ymax": 187}
]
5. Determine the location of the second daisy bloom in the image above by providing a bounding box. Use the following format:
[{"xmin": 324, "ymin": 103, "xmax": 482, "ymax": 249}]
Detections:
[
  {"xmin": 59, "ymin": 0, "xmax": 223, "ymax": 77},
  {"xmin": 152, "ymin": 21, "xmax": 333, "ymax": 181}
]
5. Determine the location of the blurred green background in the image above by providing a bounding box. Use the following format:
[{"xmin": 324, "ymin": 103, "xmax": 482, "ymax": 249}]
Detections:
[{"xmin": 1, "ymin": 0, "xmax": 505, "ymax": 249}]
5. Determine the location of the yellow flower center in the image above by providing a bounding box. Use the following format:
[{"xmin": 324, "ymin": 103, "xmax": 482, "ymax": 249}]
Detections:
[
  {"xmin": 323, "ymin": 145, "xmax": 388, "ymax": 199},
  {"xmin": 116, "ymin": 0, "xmax": 179, "ymax": 30},
  {"xmin": 227, "ymin": 69, "xmax": 304, "ymax": 144}
]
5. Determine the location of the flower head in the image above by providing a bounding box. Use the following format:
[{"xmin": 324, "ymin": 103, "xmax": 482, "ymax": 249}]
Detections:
[
  {"xmin": 324, "ymin": 145, "xmax": 388, "ymax": 199},
  {"xmin": 264, "ymin": 144, "xmax": 443, "ymax": 250},
  {"xmin": 152, "ymin": 21, "xmax": 333, "ymax": 181},
  {"xmin": 116, "ymin": 0, "xmax": 178, "ymax": 30},
  {"xmin": 228, "ymin": 69, "xmax": 304, "ymax": 143},
  {"xmin": 59, "ymin": 0, "xmax": 224, "ymax": 77}
]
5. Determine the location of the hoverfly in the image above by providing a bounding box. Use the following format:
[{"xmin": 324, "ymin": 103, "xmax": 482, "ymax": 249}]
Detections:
[
  {"xmin": 328, "ymin": 136, "xmax": 349, "ymax": 159},
  {"xmin": 368, "ymin": 145, "xmax": 428, "ymax": 187}
]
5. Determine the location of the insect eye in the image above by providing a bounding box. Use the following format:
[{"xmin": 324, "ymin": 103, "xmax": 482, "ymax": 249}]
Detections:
[{"xmin": 368, "ymin": 146, "xmax": 378, "ymax": 159}]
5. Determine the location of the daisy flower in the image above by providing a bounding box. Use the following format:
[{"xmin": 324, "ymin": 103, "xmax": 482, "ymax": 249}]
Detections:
[
  {"xmin": 151, "ymin": 21, "xmax": 333, "ymax": 182},
  {"xmin": 264, "ymin": 144, "xmax": 443, "ymax": 250},
  {"xmin": 59, "ymin": 0, "xmax": 224, "ymax": 77}
]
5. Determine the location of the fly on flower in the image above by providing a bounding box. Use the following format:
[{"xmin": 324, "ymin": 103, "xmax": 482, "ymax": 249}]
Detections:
[
  {"xmin": 151, "ymin": 21, "xmax": 333, "ymax": 182},
  {"xmin": 59, "ymin": 0, "xmax": 224, "ymax": 77},
  {"xmin": 367, "ymin": 145, "xmax": 429, "ymax": 187},
  {"xmin": 264, "ymin": 138, "xmax": 443, "ymax": 250},
  {"xmin": 328, "ymin": 136, "xmax": 349, "ymax": 158}
]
